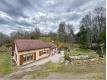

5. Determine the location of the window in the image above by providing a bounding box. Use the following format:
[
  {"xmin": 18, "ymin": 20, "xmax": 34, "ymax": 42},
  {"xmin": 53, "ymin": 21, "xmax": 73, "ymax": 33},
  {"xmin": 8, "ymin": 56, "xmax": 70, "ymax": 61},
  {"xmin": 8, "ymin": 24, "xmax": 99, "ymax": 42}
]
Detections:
[
  {"xmin": 23, "ymin": 56, "xmax": 26, "ymax": 62},
  {"xmin": 39, "ymin": 51, "xmax": 43, "ymax": 56},
  {"xmin": 45, "ymin": 50, "xmax": 49, "ymax": 54},
  {"xmin": 39, "ymin": 50, "xmax": 47, "ymax": 56},
  {"xmin": 23, "ymin": 54, "xmax": 33, "ymax": 62}
]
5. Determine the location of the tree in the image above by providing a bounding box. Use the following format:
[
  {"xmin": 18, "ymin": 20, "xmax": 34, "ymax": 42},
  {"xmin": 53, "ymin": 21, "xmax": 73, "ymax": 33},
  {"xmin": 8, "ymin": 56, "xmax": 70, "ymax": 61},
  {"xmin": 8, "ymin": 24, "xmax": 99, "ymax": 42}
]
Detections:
[
  {"xmin": 49, "ymin": 32, "xmax": 57, "ymax": 41},
  {"xmin": 57, "ymin": 22, "xmax": 75, "ymax": 43},
  {"xmin": 57, "ymin": 22, "xmax": 66, "ymax": 42},
  {"xmin": 77, "ymin": 25, "xmax": 88, "ymax": 48},
  {"xmin": 0, "ymin": 32, "xmax": 9, "ymax": 46},
  {"xmin": 80, "ymin": 14, "xmax": 93, "ymax": 48},
  {"xmin": 93, "ymin": 7, "xmax": 106, "ymax": 56},
  {"xmin": 66, "ymin": 24, "xmax": 75, "ymax": 43},
  {"xmin": 30, "ymin": 28, "xmax": 41, "ymax": 39},
  {"xmin": 10, "ymin": 28, "xmax": 41, "ymax": 43},
  {"xmin": 77, "ymin": 7, "xmax": 106, "ymax": 56}
]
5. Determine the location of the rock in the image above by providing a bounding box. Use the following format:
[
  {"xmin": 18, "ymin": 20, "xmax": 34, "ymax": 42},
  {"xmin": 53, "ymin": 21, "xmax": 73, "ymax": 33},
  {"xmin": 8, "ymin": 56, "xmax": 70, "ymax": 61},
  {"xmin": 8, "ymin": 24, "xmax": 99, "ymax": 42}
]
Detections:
[
  {"xmin": 60, "ymin": 51, "xmax": 64, "ymax": 55},
  {"xmin": 70, "ymin": 55, "xmax": 89, "ymax": 60},
  {"xmin": 89, "ymin": 58, "xmax": 96, "ymax": 61},
  {"xmin": 83, "ymin": 60, "xmax": 89, "ymax": 62},
  {"xmin": 65, "ymin": 61, "xmax": 69, "ymax": 65}
]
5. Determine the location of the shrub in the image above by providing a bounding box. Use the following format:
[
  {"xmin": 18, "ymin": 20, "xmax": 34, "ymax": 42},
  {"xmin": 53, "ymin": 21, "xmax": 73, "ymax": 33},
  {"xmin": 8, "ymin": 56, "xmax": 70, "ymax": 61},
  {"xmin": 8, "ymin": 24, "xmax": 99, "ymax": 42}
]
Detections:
[
  {"xmin": 74, "ymin": 60, "xmax": 82, "ymax": 65},
  {"xmin": 64, "ymin": 52, "xmax": 71, "ymax": 63}
]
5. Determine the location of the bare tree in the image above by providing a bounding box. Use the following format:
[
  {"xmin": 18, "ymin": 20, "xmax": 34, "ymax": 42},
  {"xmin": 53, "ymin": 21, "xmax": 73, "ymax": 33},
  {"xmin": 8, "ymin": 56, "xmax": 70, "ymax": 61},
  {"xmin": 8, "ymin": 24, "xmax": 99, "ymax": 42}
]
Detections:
[
  {"xmin": 66, "ymin": 24, "xmax": 75, "ymax": 43},
  {"xmin": 30, "ymin": 28, "xmax": 41, "ymax": 39},
  {"xmin": 0, "ymin": 32, "xmax": 9, "ymax": 46},
  {"xmin": 80, "ymin": 14, "xmax": 93, "ymax": 48},
  {"xmin": 79, "ymin": 7, "xmax": 106, "ymax": 56},
  {"xmin": 93, "ymin": 7, "xmax": 106, "ymax": 56},
  {"xmin": 57, "ymin": 22, "xmax": 66, "ymax": 42}
]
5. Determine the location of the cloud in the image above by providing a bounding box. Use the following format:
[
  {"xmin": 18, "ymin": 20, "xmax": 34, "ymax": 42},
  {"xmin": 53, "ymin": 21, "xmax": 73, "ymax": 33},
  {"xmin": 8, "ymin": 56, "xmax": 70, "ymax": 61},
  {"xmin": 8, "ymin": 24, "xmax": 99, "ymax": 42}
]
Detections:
[{"xmin": 0, "ymin": 0, "xmax": 105, "ymax": 35}]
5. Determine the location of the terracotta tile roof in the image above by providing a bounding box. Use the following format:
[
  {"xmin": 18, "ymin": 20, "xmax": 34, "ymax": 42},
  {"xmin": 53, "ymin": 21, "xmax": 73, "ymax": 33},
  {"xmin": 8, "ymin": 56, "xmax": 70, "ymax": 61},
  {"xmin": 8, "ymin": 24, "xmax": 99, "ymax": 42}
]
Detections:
[{"xmin": 14, "ymin": 39, "xmax": 50, "ymax": 52}]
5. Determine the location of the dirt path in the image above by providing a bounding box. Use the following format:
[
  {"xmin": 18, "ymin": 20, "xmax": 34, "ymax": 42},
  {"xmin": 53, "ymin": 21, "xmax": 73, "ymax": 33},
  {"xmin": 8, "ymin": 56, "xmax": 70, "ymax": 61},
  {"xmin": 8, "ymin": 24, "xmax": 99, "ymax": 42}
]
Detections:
[
  {"xmin": 0, "ymin": 76, "xmax": 4, "ymax": 80},
  {"xmin": 19, "ymin": 72, "xmax": 105, "ymax": 80},
  {"xmin": 4, "ymin": 72, "xmax": 101, "ymax": 80},
  {"xmin": 35, "ymin": 73, "xmax": 90, "ymax": 80}
]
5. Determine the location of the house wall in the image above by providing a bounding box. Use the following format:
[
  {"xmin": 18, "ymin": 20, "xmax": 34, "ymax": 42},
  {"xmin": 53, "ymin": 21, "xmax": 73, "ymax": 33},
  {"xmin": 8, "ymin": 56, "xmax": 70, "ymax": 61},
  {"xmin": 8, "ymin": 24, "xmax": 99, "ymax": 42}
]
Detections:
[
  {"xmin": 17, "ymin": 48, "xmax": 50, "ymax": 65},
  {"xmin": 13, "ymin": 44, "xmax": 20, "ymax": 65}
]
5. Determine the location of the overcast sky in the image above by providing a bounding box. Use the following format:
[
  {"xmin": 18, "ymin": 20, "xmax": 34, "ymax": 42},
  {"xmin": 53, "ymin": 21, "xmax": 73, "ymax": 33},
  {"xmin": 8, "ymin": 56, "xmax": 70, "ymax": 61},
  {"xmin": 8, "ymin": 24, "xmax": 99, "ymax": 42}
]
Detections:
[{"xmin": 0, "ymin": 0, "xmax": 105, "ymax": 35}]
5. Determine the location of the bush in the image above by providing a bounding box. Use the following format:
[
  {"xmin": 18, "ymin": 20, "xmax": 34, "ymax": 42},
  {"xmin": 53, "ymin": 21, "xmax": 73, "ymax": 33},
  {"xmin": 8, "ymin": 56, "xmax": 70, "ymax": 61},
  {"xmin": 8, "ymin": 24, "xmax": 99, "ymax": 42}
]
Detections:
[
  {"xmin": 64, "ymin": 52, "xmax": 71, "ymax": 62},
  {"xmin": 74, "ymin": 60, "xmax": 82, "ymax": 65}
]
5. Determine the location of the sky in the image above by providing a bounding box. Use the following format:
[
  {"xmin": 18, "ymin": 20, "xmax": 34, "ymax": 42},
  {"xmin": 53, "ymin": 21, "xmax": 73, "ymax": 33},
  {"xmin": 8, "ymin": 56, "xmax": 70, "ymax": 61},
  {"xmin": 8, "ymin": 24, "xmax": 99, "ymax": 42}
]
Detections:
[{"xmin": 0, "ymin": 0, "xmax": 106, "ymax": 35}]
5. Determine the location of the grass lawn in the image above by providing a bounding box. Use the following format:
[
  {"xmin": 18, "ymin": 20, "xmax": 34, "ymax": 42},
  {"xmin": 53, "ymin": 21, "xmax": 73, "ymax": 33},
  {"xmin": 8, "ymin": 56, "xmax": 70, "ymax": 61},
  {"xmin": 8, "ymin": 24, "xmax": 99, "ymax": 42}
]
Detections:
[
  {"xmin": 27, "ymin": 61, "xmax": 105, "ymax": 80},
  {"xmin": 0, "ymin": 46, "xmax": 16, "ymax": 75},
  {"xmin": 64, "ymin": 44, "xmax": 99, "ymax": 58}
]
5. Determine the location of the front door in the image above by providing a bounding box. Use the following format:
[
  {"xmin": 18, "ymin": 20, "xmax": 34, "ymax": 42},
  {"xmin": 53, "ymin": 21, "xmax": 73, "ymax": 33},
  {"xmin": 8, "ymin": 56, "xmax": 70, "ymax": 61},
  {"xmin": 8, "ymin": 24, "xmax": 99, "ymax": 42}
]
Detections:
[
  {"xmin": 33, "ymin": 52, "xmax": 36, "ymax": 60},
  {"xmin": 20, "ymin": 55, "xmax": 23, "ymax": 65}
]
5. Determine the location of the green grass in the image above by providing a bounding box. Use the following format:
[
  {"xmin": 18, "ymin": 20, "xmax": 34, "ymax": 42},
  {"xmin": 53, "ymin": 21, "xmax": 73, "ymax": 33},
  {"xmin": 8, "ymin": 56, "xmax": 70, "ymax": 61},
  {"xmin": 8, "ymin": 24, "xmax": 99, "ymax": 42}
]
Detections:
[
  {"xmin": 65, "ymin": 44, "xmax": 98, "ymax": 58},
  {"xmin": 72, "ymin": 49, "xmax": 98, "ymax": 58},
  {"xmin": 31, "ymin": 62, "xmax": 62, "ymax": 78},
  {"xmin": 90, "ymin": 73, "xmax": 105, "ymax": 80},
  {"xmin": 32, "ymin": 69, "xmax": 49, "ymax": 78},
  {"xmin": 0, "ymin": 46, "xmax": 16, "ymax": 75},
  {"xmin": 29, "ymin": 61, "xmax": 105, "ymax": 79}
]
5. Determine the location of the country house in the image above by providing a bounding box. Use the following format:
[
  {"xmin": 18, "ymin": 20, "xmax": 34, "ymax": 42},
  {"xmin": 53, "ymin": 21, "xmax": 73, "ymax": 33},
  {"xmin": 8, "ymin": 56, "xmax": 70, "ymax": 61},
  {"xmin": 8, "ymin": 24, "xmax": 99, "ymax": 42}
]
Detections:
[{"xmin": 12, "ymin": 39, "xmax": 57, "ymax": 66}]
